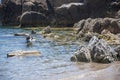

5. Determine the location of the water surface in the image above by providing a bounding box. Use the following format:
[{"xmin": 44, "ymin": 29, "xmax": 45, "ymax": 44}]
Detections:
[{"xmin": 0, "ymin": 27, "xmax": 120, "ymax": 80}]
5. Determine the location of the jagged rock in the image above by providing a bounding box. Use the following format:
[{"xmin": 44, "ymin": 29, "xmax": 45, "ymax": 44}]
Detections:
[
  {"xmin": 74, "ymin": 19, "xmax": 85, "ymax": 34},
  {"xmin": 20, "ymin": 11, "xmax": 46, "ymax": 27},
  {"xmin": 91, "ymin": 39, "xmax": 117, "ymax": 63},
  {"xmin": 89, "ymin": 36, "xmax": 118, "ymax": 63},
  {"xmin": 74, "ymin": 18, "xmax": 120, "ymax": 35},
  {"xmin": 71, "ymin": 36, "xmax": 118, "ymax": 63},
  {"xmin": 88, "ymin": 36, "xmax": 99, "ymax": 49},
  {"xmin": 7, "ymin": 50, "xmax": 40, "ymax": 57},
  {"xmin": 71, "ymin": 45, "xmax": 91, "ymax": 62},
  {"xmin": 0, "ymin": 0, "xmax": 119, "ymax": 26}
]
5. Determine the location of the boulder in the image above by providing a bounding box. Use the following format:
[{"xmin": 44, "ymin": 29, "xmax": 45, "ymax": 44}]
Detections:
[
  {"xmin": 1, "ymin": 0, "xmax": 22, "ymax": 26},
  {"xmin": 7, "ymin": 50, "xmax": 40, "ymax": 57},
  {"xmin": 20, "ymin": 11, "xmax": 46, "ymax": 27},
  {"xmin": 55, "ymin": 2, "xmax": 88, "ymax": 26},
  {"xmin": 91, "ymin": 39, "xmax": 117, "ymax": 63},
  {"xmin": 0, "ymin": 0, "xmax": 119, "ymax": 26},
  {"xmin": 71, "ymin": 36, "xmax": 118, "ymax": 63},
  {"xmin": 71, "ymin": 45, "xmax": 91, "ymax": 62},
  {"xmin": 1, "ymin": 0, "xmax": 48, "ymax": 26}
]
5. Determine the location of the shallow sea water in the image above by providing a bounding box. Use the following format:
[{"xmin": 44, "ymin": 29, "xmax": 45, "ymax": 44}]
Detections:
[{"xmin": 0, "ymin": 27, "xmax": 120, "ymax": 80}]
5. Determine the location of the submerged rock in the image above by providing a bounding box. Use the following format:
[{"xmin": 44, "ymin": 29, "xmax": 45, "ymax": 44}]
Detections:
[
  {"xmin": 14, "ymin": 33, "xmax": 29, "ymax": 36},
  {"xmin": 71, "ymin": 36, "xmax": 118, "ymax": 63},
  {"xmin": 7, "ymin": 50, "xmax": 40, "ymax": 57}
]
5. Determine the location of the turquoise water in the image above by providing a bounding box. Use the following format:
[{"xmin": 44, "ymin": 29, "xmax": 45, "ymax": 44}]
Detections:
[{"xmin": 0, "ymin": 27, "xmax": 120, "ymax": 80}]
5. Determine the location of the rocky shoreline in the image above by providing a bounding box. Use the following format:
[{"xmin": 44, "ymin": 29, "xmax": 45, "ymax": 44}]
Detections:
[
  {"xmin": 0, "ymin": 0, "xmax": 119, "ymax": 27},
  {"xmin": 0, "ymin": 0, "xmax": 120, "ymax": 64}
]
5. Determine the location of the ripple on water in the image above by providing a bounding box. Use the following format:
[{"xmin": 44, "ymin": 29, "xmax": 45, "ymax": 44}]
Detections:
[{"xmin": 0, "ymin": 28, "xmax": 120, "ymax": 80}]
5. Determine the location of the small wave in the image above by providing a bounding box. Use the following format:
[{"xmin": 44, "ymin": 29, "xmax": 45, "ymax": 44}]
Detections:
[{"xmin": 59, "ymin": 64, "xmax": 120, "ymax": 80}]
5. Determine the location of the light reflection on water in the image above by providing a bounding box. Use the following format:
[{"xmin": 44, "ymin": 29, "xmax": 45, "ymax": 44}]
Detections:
[{"xmin": 0, "ymin": 28, "xmax": 120, "ymax": 80}]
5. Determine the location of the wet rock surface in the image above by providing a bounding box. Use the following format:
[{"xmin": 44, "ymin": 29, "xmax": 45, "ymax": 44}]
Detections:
[{"xmin": 14, "ymin": 33, "xmax": 29, "ymax": 36}]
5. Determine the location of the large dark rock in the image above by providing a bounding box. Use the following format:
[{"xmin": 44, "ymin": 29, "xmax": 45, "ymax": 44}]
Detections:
[
  {"xmin": 0, "ymin": 0, "xmax": 120, "ymax": 27},
  {"xmin": 91, "ymin": 39, "xmax": 117, "ymax": 63},
  {"xmin": 74, "ymin": 18, "xmax": 120, "ymax": 35},
  {"xmin": 20, "ymin": 11, "xmax": 46, "ymax": 27},
  {"xmin": 1, "ymin": 0, "xmax": 22, "ymax": 26},
  {"xmin": 55, "ymin": 3, "xmax": 88, "ymax": 26},
  {"xmin": 84, "ymin": 0, "xmax": 108, "ymax": 17},
  {"xmin": 0, "ymin": 0, "xmax": 48, "ymax": 26},
  {"xmin": 71, "ymin": 36, "xmax": 118, "ymax": 63}
]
